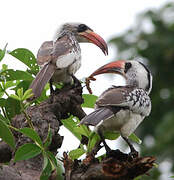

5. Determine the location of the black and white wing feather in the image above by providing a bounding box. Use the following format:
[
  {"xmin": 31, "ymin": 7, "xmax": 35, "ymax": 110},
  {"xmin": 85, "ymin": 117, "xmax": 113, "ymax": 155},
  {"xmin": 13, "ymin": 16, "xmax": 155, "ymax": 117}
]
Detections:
[{"xmin": 80, "ymin": 86, "xmax": 151, "ymax": 126}]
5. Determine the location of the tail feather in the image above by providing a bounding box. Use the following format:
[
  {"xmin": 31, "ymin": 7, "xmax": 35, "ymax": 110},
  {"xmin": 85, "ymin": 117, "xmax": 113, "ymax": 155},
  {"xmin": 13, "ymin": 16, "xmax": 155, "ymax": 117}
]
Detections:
[
  {"xmin": 29, "ymin": 63, "xmax": 55, "ymax": 99},
  {"xmin": 80, "ymin": 107, "xmax": 114, "ymax": 126}
]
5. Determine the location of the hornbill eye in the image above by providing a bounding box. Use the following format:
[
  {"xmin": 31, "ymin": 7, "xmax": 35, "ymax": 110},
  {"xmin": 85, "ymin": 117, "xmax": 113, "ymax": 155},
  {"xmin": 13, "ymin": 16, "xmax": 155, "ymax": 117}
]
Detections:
[
  {"xmin": 77, "ymin": 24, "xmax": 88, "ymax": 32},
  {"xmin": 125, "ymin": 62, "xmax": 132, "ymax": 73}
]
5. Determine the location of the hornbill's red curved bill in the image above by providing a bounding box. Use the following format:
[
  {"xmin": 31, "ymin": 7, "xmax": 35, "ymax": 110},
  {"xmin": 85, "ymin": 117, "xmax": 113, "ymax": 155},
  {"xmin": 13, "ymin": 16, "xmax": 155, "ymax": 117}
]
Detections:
[
  {"xmin": 29, "ymin": 23, "xmax": 108, "ymax": 100},
  {"xmin": 81, "ymin": 60, "xmax": 152, "ymax": 156}
]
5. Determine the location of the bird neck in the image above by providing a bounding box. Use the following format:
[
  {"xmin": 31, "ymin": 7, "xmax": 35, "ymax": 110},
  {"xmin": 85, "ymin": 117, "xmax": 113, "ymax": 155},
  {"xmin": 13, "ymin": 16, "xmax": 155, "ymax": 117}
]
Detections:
[{"xmin": 54, "ymin": 30, "xmax": 76, "ymax": 42}]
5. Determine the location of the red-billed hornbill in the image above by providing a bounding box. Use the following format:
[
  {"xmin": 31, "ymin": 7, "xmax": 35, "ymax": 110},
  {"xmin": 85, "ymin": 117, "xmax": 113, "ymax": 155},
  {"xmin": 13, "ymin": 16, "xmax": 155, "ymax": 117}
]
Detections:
[
  {"xmin": 80, "ymin": 60, "xmax": 152, "ymax": 156},
  {"xmin": 29, "ymin": 23, "xmax": 108, "ymax": 100}
]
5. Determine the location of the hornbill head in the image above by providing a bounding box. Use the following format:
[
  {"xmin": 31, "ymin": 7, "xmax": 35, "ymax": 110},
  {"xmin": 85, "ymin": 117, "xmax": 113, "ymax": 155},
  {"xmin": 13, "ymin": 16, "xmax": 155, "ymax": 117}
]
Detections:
[
  {"xmin": 88, "ymin": 60, "xmax": 152, "ymax": 94},
  {"xmin": 54, "ymin": 23, "xmax": 108, "ymax": 55}
]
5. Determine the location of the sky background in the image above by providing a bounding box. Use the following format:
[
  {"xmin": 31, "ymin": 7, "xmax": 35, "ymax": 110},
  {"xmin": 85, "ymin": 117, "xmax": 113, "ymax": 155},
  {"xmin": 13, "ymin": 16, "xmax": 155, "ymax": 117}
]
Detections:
[
  {"xmin": 0, "ymin": 0, "xmax": 169, "ymax": 95},
  {"xmin": 0, "ymin": 0, "xmax": 171, "ymax": 177}
]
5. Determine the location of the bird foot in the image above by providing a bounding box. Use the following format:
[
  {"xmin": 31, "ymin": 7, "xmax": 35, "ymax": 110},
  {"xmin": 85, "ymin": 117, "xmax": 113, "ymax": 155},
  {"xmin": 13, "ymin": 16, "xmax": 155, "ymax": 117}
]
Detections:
[
  {"xmin": 48, "ymin": 95, "xmax": 54, "ymax": 104},
  {"xmin": 106, "ymin": 149, "xmax": 129, "ymax": 161},
  {"xmin": 48, "ymin": 89, "xmax": 59, "ymax": 103},
  {"xmin": 71, "ymin": 75, "xmax": 81, "ymax": 88},
  {"xmin": 128, "ymin": 150, "xmax": 139, "ymax": 159}
]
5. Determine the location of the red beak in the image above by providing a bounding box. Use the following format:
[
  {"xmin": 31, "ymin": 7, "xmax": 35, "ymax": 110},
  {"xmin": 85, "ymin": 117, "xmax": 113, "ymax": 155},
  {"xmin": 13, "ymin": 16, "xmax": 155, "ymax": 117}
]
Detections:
[
  {"xmin": 80, "ymin": 30, "xmax": 108, "ymax": 55},
  {"xmin": 89, "ymin": 60, "xmax": 126, "ymax": 78},
  {"xmin": 86, "ymin": 60, "xmax": 127, "ymax": 94}
]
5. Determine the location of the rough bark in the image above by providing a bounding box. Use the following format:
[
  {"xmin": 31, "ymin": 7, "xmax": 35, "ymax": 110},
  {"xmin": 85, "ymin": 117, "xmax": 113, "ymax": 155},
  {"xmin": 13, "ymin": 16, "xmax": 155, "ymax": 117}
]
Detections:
[
  {"xmin": 0, "ymin": 83, "xmax": 156, "ymax": 180},
  {"xmin": 0, "ymin": 83, "xmax": 85, "ymax": 180},
  {"xmin": 63, "ymin": 150, "xmax": 156, "ymax": 180}
]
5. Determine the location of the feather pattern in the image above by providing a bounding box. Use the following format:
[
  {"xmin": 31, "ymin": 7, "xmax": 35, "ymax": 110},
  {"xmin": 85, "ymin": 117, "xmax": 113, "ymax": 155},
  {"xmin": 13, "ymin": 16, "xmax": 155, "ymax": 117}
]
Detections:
[
  {"xmin": 80, "ymin": 86, "xmax": 151, "ymax": 137},
  {"xmin": 29, "ymin": 33, "xmax": 81, "ymax": 99},
  {"xmin": 29, "ymin": 63, "xmax": 56, "ymax": 99}
]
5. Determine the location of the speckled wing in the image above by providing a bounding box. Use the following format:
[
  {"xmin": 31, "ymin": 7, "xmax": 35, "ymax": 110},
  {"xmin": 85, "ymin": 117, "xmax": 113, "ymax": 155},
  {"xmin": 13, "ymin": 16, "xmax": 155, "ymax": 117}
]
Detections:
[
  {"xmin": 80, "ymin": 86, "xmax": 133, "ymax": 126},
  {"xmin": 37, "ymin": 41, "xmax": 53, "ymax": 66},
  {"xmin": 96, "ymin": 86, "xmax": 151, "ymax": 117},
  {"xmin": 96, "ymin": 86, "xmax": 134, "ymax": 107},
  {"xmin": 37, "ymin": 35, "xmax": 78, "ymax": 69},
  {"xmin": 80, "ymin": 86, "xmax": 151, "ymax": 126}
]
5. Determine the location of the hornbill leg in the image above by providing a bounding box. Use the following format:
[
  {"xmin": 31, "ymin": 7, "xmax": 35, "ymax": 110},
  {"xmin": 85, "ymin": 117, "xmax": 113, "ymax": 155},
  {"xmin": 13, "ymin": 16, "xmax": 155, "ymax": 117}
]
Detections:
[
  {"xmin": 49, "ymin": 79, "xmax": 54, "ymax": 94},
  {"xmin": 71, "ymin": 75, "xmax": 81, "ymax": 87},
  {"xmin": 122, "ymin": 136, "xmax": 138, "ymax": 157},
  {"xmin": 48, "ymin": 79, "xmax": 55, "ymax": 103},
  {"xmin": 98, "ymin": 129, "xmax": 111, "ymax": 154}
]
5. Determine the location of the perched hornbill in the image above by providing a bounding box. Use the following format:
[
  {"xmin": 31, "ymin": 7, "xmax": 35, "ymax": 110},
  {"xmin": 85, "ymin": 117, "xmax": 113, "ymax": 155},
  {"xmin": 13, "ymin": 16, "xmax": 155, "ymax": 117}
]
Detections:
[
  {"xmin": 29, "ymin": 23, "xmax": 108, "ymax": 99},
  {"xmin": 80, "ymin": 60, "xmax": 152, "ymax": 156}
]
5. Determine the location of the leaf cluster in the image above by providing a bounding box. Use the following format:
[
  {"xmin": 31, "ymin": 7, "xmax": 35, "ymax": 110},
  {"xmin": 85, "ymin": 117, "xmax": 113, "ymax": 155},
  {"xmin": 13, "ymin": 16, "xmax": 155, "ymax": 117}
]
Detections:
[{"xmin": 0, "ymin": 45, "xmax": 141, "ymax": 180}]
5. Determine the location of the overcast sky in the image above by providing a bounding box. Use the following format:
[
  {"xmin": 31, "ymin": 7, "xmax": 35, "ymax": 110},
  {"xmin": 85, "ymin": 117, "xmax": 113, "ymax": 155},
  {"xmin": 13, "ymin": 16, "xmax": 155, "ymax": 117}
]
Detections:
[
  {"xmin": 0, "ymin": 0, "xmax": 169, "ymax": 80},
  {"xmin": 0, "ymin": 0, "xmax": 170, "ymax": 161},
  {"xmin": 0, "ymin": 0, "xmax": 170, "ymax": 95}
]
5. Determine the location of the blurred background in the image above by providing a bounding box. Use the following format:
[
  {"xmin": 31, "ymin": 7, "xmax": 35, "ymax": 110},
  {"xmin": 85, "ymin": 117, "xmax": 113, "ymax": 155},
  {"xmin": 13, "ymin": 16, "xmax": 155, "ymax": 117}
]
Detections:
[
  {"xmin": 109, "ymin": 2, "xmax": 174, "ymax": 179},
  {"xmin": 0, "ymin": 0, "xmax": 174, "ymax": 179}
]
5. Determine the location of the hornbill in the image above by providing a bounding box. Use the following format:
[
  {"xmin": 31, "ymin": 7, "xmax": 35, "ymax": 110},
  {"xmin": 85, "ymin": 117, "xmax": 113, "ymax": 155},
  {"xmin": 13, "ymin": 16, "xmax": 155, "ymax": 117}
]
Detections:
[
  {"xmin": 80, "ymin": 60, "xmax": 152, "ymax": 156},
  {"xmin": 29, "ymin": 23, "xmax": 108, "ymax": 100}
]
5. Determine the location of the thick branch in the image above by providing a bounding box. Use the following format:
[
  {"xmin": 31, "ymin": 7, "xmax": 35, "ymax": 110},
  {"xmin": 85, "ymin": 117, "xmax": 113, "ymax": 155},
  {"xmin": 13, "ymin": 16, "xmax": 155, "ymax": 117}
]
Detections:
[
  {"xmin": 0, "ymin": 83, "xmax": 86, "ymax": 180},
  {"xmin": 63, "ymin": 150, "xmax": 156, "ymax": 180}
]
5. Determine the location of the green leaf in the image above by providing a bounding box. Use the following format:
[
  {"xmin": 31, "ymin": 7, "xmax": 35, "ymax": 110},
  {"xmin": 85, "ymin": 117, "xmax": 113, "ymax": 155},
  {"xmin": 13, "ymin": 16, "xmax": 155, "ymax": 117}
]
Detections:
[
  {"xmin": 44, "ymin": 126, "xmax": 52, "ymax": 148},
  {"xmin": 40, "ymin": 156, "xmax": 52, "ymax": 180},
  {"xmin": 45, "ymin": 150, "xmax": 65, "ymax": 179},
  {"xmin": 82, "ymin": 94, "xmax": 98, "ymax": 108},
  {"xmin": 0, "ymin": 98, "xmax": 6, "ymax": 107},
  {"xmin": 2, "ymin": 64, "xmax": 8, "ymax": 70},
  {"xmin": 129, "ymin": 133, "xmax": 142, "ymax": 144},
  {"xmin": 56, "ymin": 162, "xmax": 64, "ymax": 180},
  {"xmin": 87, "ymin": 132, "xmax": 100, "ymax": 152},
  {"xmin": 10, "ymin": 94, "xmax": 21, "ymax": 101},
  {"xmin": 0, "ymin": 44, "xmax": 7, "ymax": 62},
  {"xmin": 9, "ymin": 48, "xmax": 39, "ymax": 75},
  {"xmin": 61, "ymin": 116, "xmax": 82, "ymax": 141},
  {"xmin": 5, "ymin": 97, "xmax": 20, "ymax": 119},
  {"xmin": 22, "ymin": 89, "xmax": 33, "ymax": 101},
  {"xmin": 17, "ymin": 88, "xmax": 23, "ymax": 99},
  {"xmin": 170, "ymin": 176, "xmax": 174, "ymax": 178},
  {"xmin": 3, "ymin": 80, "xmax": 19, "ymax": 90},
  {"xmin": 0, "ymin": 83, "xmax": 4, "ymax": 98},
  {"xmin": 0, "ymin": 113, "xmax": 10, "ymax": 124},
  {"xmin": 46, "ymin": 151, "xmax": 58, "ymax": 167},
  {"xmin": 14, "ymin": 80, "xmax": 31, "ymax": 92},
  {"xmin": 14, "ymin": 143, "xmax": 41, "ymax": 162},
  {"xmin": 0, "ymin": 92, "xmax": 4, "ymax": 98},
  {"xmin": 0, "ymin": 119, "xmax": 15, "ymax": 149},
  {"xmin": 0, "ymin": 69, "xmax": 33, "ymax": 82},
  {"xmin": 134, "ymin": 176, "xmax": 142, "ymax": 180},
  {"xmin": 104, "ymin": 131, "xmax": 120, "ymax": 140},
  {"xmin": 73, "ymin": 124, "xmax": 91, "ymax": 138},
  {"xmin": 69, "ymin": 148, "xmax": 86, "ymax": 160},
  {"xmin": 18, "ymin": 128, "xmax": 43, "ymax": 147}
]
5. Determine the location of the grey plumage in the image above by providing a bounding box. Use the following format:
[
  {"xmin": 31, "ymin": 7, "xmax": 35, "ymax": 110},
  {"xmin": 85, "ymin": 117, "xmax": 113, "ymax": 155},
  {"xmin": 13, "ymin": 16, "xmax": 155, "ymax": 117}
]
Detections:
[
  {"xmin": 81, "ymin": 107, "xmax": 115, "ymax": 126},
  {"xmin": 80, "ymin": 60, "xmax": 153, "ymax": 154},
  {"xmin": 29, "ymin": 23, "xmax": 108, "ymax": 100},
  {"xmin": 80, "ymin": 85, "xmax": 151, "ymax": 136},
  {"xmin": 29, "ymin": 62, "xmax": 55, "ymax": 99}
]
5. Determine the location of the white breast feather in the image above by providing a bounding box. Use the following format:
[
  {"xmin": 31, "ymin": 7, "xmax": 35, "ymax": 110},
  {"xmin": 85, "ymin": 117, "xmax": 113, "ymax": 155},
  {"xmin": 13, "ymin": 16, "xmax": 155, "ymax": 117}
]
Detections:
[
  {"xmin": 120, "ymin": 113, "xmax": 144, "ymax": 137},
  {"xmin": 56, "ymin": 51, "xmax": 77, "ymax": 68}
]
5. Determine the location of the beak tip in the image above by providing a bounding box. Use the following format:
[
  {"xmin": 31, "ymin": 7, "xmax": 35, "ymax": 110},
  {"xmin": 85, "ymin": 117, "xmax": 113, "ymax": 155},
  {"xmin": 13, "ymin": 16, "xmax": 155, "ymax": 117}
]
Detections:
[{"xmin": 103, "ymin": 47, "xmax": 108, "ymax": 56}]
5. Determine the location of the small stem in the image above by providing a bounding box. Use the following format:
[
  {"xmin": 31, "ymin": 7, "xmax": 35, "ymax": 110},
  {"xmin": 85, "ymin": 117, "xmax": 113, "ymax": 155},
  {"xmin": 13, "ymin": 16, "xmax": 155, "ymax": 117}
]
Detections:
[
  {"xmin": 4, "ymin": 90, "xmax": 10, "ymax": 97},
  {"xmin": 20, "ymin": 101, "xmax": 34, "ymax": 130},
  {"xmin": 8, "ymin": 125, "xmax": 18, "ymax": 131},
  {"xmin": 22, "ymin": 109, "xmax": 34, "ymax": 129},
  {"xmin": 1, "ymin": 107, "xmax": 11, "ymax": 124},
  {"xmin": 1, "ymin": 82, "xmax": 10, "ymax": 97}
]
